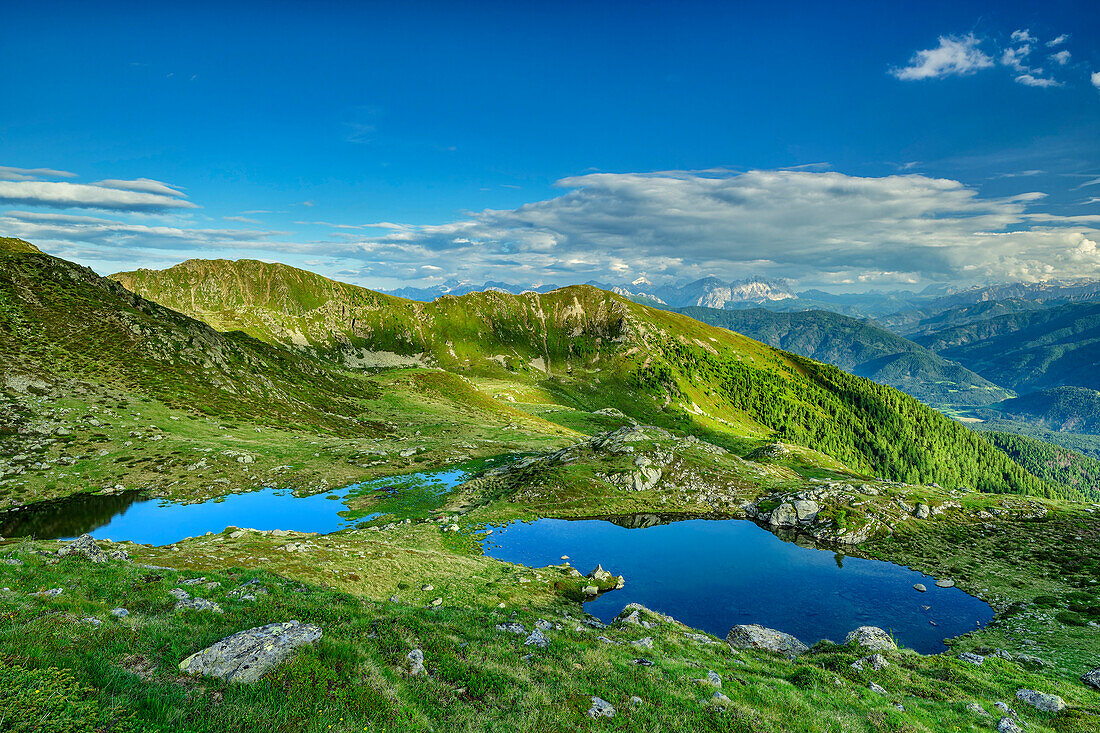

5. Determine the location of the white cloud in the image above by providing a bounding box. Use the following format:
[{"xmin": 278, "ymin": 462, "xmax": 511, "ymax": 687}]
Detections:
[
  {"xmin": 891, "ymin": 34, "xmax": 993, "ymax": 80},
  {"xmin": 1049, "ymin": 50, "xmax": 1071, "ymax": 66},
  {"xmin": 323, "ymin": 170, "xmax": 1100, "ymax": 288},
  {"xmin": 1011, "ymin": 29, "xmax": 1035, "ymax": 43},
  {"xmin": 1001, "ymin": 45, "xmax": 1031, "ymax": 71},
  {"xmin": 0, "ymin": 179, "xmax": 196, "ymax": 212},
  {"xmin": 0, "ymin": 166, "xmax": 77, "ymax": 181},
  {"xmin": 92, "ymin": 178, "xmax": 187, "ymax": 197},
  {"xmin": 1092, "ymin": 71, "xmax": 1100, "ymax": 90},
  {"xmin": 1047, "ymin": 34, "xmax": 1069, "ymax": 47},
  {"xmin": 1015, "ymin": 73, "xmax": 1062, "ymax": 88}
]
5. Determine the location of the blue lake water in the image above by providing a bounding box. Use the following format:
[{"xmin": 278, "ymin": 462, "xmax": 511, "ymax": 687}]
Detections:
[
  {"xmin": 0, "ymin": 463, "xmax": 481, "ymax": 545},
  {"xmin": 481, "ymin": 516, "xmax": 993, "ymax": 654}
]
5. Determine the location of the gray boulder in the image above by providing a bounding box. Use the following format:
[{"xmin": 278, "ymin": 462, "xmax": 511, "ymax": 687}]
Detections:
[
  {"xmin": 913, "ymin": 583, "xmax": 927, "ymax": 592},
  {"xmin": 958, "ymin": 652, "xmax": 985, "ymax": 665},
  {"xmin": 524, "ymin": 629, "xmax": 549, "ymax": 648},
  {"xmin": 587, "ymin": 696, "xmax": 615, "ymax": 719},
  {"xmin": 726, "ymin": 624, "xmax": 808, "ymax": 659},
  {"xmin": 179, "ymin": 620, "xmax": 322, "ymax": 683},
  {"xmin": 845, "ymin": 626, "xmax": 896, "ymax": 651},
  {"xmin": 407, "ymin": 649, "xmax": 426, "ymax": 676},
  {"xmin": 57, "ymin": 534, "xmax": 107, "ymax": 563},
  {"xmin": 1015, "ymin": 688, "xmax": 1066, "ymax": 713},
  {"xmin": 494, "ymin": 622, "xmax": 526, "ymax": 635},
  {"xmin": 997, "ymin": 718, "xmax": 1024, "ymax": 733},
  {"xmin": 1083, "ymin": 667, "xmax": 1100, "ymax": 690}
]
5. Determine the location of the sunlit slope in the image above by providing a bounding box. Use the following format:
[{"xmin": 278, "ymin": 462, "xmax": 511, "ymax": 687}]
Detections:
[{"xmin": 114, "ymin": 257, "xmax": 1065, "ymax": 498}]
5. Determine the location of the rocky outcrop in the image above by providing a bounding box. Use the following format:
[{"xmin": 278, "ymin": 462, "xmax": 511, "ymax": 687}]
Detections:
[
  {"xmin": 1083, "ymin": 667, "xmax": 1100, "ymax": 690},
  {"xmin": 179, "ymin": 621, "xmax": 322, "ymax": 683},
  {"xmin": 56, "ymin": 534, "xmax": 108, "ymax": 563},
  {"xmin": 845, "ymin": 627, "xmax": 896, "ymax": 652},
  {"xmin": 725, "ymin": 624, "xmax": 808, "ymax": 659}
]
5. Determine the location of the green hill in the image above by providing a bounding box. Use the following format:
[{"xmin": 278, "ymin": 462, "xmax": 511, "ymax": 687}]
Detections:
[
  {"xmin": 676, "ymin": 307, "xmax": 1011, "ymax": 407},
  {"xmin": 982, "ymin": 387, "xmax": 1100, "ymax": 435},
  {"xmin": 113, "ymin": 258, "xmax": 1064, "ymax": 497},
  {"xmin": 914, "ymin": 302, "xmax": 1100, "ymax": 392},
  {"xmin": 1, "ymin": 247, "xmax": 379, "ymax": 434},
  {"xmin": 982, "ymin": 431, "xmax": 1100, "ymax": 500}
]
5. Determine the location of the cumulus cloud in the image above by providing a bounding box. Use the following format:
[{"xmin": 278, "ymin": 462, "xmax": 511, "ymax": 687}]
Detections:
[
  {"xmin": 1010, "ymin": 29, "xmax": 1035, "ymax": 43},
  {"xmin": 891, "ymin": 34, "xmax": 993, "ymax": 80},
  {"xmin": 1093, "ymin": 71, "xmax": 1100, "ymax": 90},
  {"xmin": 0, "ymin": 179, "xmax": 196, "ymax": 212},
  {"xmin": 315, "ymin": 170, "xmax": 1100, "ymax": 288},
  {"xmin": 1049, "ymin": 50, "xmax": 1071, "ymax": 66},
  {"xmin": 1015, "ymin": 73, "xmax": 1062, "ymax": 88},
  {"xmin": 1047, "ymin": 34, "xmax": 1069, "ymax": 47},
  {"xmin": 0, "ymin": 166, "xmax": 77, "ymax": 181},
  {"xmin": 1001, "ymin": 45, "xmax": 1031, "ymax": 72}
]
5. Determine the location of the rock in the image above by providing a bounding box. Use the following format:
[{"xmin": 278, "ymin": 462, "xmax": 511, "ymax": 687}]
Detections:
[
  {"xmin": 430, "ymin": 598, "xmax": 442, "ymax": 607},
  {"xmin": 178, "ymin": 621, "xmax": 322, "ymax": 683},
  {"xmin": 966, "ymin": 703, "xmax": 990, "ymax": 717},
  {"xmin": 913, "ymin": 583, "xmax": 927, "ymax": 593},
  {"xmin": 110, "ymin": 608, "xmax": 129, "ymax": 618},
  {"xmin": 1081, "ymin": 668, "xmax": 1100, "ymax": 691},
  {"xmin": 935, "ymin": 579, "xmax": 955, "ymax": 588},
  {"xmin": 792, "ymin": 499, "xmax": 821, "ymax": 523},
  {"xmin": 683, "ymin": 632, "xmax": 720, "ymax": 645},
  {"xmin": 582, "ymin": 585, "xmax": 599, "ymax": 596},
  {"xmin": 1015, "ymin": 654, "xmax": 1045, "ymax": 670},
  {"xmin": 630, "ymin": 637, "xmax": 654, "ymax": 649},
  {"xmin": 587, "ymin": 697, "xmax": 615, "ymax": 719},
  {"xmin": 997, "ymin": 717, "xmax": 1024, "ymax": 733},
  {"xmin": 407, "ymin": 649, "xmax": 426, "ymax": 676},
  {"xmin": 633, "ymin": 658, "xmax": 653, "ymax": 666},
  {"xmin": 524, "ymin": 629, "xmax": 549, "ymax": 648},
  {"xmin": 175, "ymin": 596, "xmax": 224, "ymax": 614},
  {"xmin": 1015, "ymin": 689, "xmax": 1066, "ymax": 713},
  {"xmin": 630, "ymin": 696, "xmax": 643, "ymax": 706},
  {"xmin": 958, "ymin": 652, "xmax": 985, "ymax": 665},
  {"xmin": 913, "ymin": 503, "xmax": 931, "ymax": 519},
  {"xmin": 706, "ymin": 670, "xmax": 722, "ymax": 688},
  {"xmin": 768, "ymin": 502, "xmax": 799, "ymax": 528},
  {"xmin": 851, "ymin": 654, "xmax": 889, "ymax": 672},
  {"xmin": 57, "ymin": 534, "xmax": 107, "ymax": 563},
  {"xmin": 710, "ymin": 691, "xmax": 731, "ymax": 704},
  {"xmin": 845, "ymin": 626, "xmax": 896, "ymax": 651},
  {"xmin": 535, "ymin": 619, "xmax": 553, "ymax": 631},
  {"xmin": 33, "ymin": 587, "xmax": 63, "ymax": 598},
  {"xmin": 494, "ymin": 622, "xmax": 526, "ymax": 635},
  {"xmin": 82, "ymin": 617, "xmax": 103, "ymax": 627},
  {"xmin": 2, "ymin": 558, "xmax": 23, "ymax": 566},
  {"xmin": 726, "ymin": 624, "xmax": 808, "ymax": 659},
  {"xmin": 869, "ymin": 682, "xmax": 887, "ymax": 695}
]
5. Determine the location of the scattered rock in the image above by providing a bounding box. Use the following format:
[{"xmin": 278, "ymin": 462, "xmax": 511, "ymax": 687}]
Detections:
[
  {"xmin": 710, "ymin": 691, "xmax": 731, "ymax": 704},
  {"xmin": 82, "ymin": 617, "xmax": 103, "ymax": 627},
  {"xmin": 178, "ymin": 621, "xmax": 322, "ymax": 683},
  {"xmin": 935, "ymin": 579, "xmax": 955, "ymax": 588},
  {"xmin": 407, "ymin": 649, "xmax": 426, "ymax": 676},
  {"xmin": 110, "ymin": 608, "xmax": 129, "ymax": 618},
  {"xmin": 958, "ymin": 652, "xmax": 985, "ymax": 666},
  {"xmin": 582, "ymin": 585, "xmax": 599, "ymax": 596},
  {"xmin": 997, "ymin": 717, "xmax": 1024, "ymax": 733},
  {"xmin": 33, "ymin": 587, "xmax": 63, "ymax": 598},
  {"xmin": 630, "ymin": 637, "xmax": 654, "ymax": 650},
  {"xmin": 1083, "ymin": 668, "xmax": 1100, "ymax": 691},
  {"xmin": 845, "ymin": 626, "xmax": 896, "ymax": 651},
  {"xmin": 630, "ymin": 696, "xmax": 643, "ymax": 706},
  {"xmin": 587, "ymin": 697, "xmax": 615, "ymax": 719},
  {"xmin": 175, "ymin": 596, "xmax": 224, "ymax": 614},
  {"xmin": 57, "ymin": 534, "xmax": 107, "ymax": 563},
  {"xmin": 851, "ymin": 654, "xmax": 889, "ymax": 672},
  {"xmin": 726, "ymin": 624, "xmax": 808, "ymax": 659},
  {"xmin": 913, "ymin": 583, "xmax": 927, "ymax": 593},
  {"xmin": 2, "ymin": 558, "xmax": 23, "ymax": 566},
  {"xmin": 966, "ymin": 703, "xmax": 990, "ymax": 717},
  {"xmin": 869, "ymin": 682, "xmax": 887, "ymax": 695},
  {"xmin": 524, "ymin": 629, "xmax": 549, "ymax": 648},
  {"xmin": 494, "ymin": 622, "xmax": 526, "ymax": 635},
  {"xmin": 1015, "ymin": 689, "xmax": 1066, "ymax": 713}
]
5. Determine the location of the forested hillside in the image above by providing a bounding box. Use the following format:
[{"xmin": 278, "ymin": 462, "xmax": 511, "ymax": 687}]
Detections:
[
  {"xmin": 982, "ymin": 431, "xmax": 1100, "ymax": 500},
  {"xmin": 676, "ymin": 307, "xmax": 1010, "ymax": 406}
]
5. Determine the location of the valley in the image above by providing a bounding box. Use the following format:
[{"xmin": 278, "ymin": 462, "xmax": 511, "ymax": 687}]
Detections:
[{"xmin": 2, "ymin": 238, "xmax": 1099, "ymax": 732}]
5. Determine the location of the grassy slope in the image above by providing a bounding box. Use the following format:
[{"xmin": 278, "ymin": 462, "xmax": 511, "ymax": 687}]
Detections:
[
  {"xmin": 677, "ymin": 306, "xmax": 1011, "ymax": 407},
  {"xmin": 113, "ymin": 258, "xmax": 1059, "ymax": 499}
]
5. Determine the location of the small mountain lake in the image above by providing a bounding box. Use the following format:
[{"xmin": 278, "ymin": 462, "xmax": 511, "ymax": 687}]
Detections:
[
  {"xmin": 0, "ymin": 459, "xmax": 496, "ymax": 545},
  {"xmin": 481, "ymin": 516, "xmax": 994, "ymax": 654}
]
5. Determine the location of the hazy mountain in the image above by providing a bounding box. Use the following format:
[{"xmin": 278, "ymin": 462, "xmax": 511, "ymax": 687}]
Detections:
[
  {"xmin": 982, "ymin": 387, "xmax": 1100, "ymax": 434},
  {"xmin": 677, "ymin": 307, "xmax": 1011, "ymax": 407}
]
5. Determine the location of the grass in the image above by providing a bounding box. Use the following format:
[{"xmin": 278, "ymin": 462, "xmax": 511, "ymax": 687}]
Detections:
[{"xmin": 2, "ymin": 545, "xmax": 1098, "ymax": 732}]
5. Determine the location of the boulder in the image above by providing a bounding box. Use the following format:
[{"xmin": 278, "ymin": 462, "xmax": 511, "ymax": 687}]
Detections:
[
  {"xmin": 966, "ymin": 703, "xmax": 990, "ymax": 717},
  {"xmin": 179, "ymin": 621, "xmax": 322, "ymax": 683},
  {"xmin": 1015, "ymin": 689, "xmax": 1066, "ymax": 713},
  {"xmin": 1083, "ymin": 667, "xmax": 1100, "ymax": 690},
  {"xmin": 524, "ymin": 629, "xmax": 549, "ymax": 648},
  {"xmin": 845, "ymin": 626, "xmax": 896, "ymax": 651},
  {"xmin": 935, "ymin": 579, "xmax": 955, "ymax": 588},
  {"xmin": 792, "ymin": 500, "xmax": 821, "ymax": 523},
  {"xmin": 851, "ymin": 654, "xmax": 889, "ymax": 672},
  {"xmin": 768, "ymin": 503, "xmax": 799, "ymax": 528},
  {"xmin": 407, "ymin": 649, "xmax": 426, "ymax": 676},
  {"xmin": 587, "ymin": 697, "xmax": 615, "ymax": 719},
  {"xmin": 57, "ymin": 534, "xmax": 107, "ymax": 563},
  {"xmin": 997, "ymin": 718, "xmax": 1024, "ymax": 733},
  {"xmin": 957, "ymin": 652, "xmax": 985, "ymax": 665},
  {"xmin": 726, "ymin": 624, "xmax": 808, "ymax": 659},
  {"xmin": 913, "ymin": 584, "xmax": 927, "ymax": 592},
  {"xmin": 494, "ymin": 622, "xmax": 526, "ymax": 635}
]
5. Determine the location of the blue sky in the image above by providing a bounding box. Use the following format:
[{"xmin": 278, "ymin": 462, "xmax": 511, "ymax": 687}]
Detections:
[{"xmin": 1, "ymin": 0, "xmax": 1098, "ymax": 291}]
